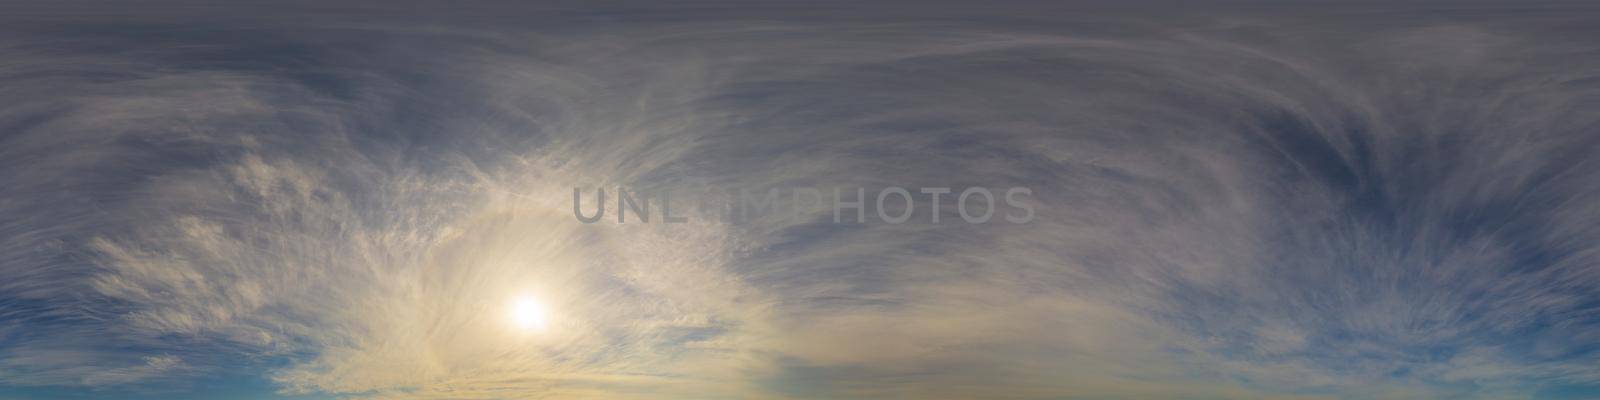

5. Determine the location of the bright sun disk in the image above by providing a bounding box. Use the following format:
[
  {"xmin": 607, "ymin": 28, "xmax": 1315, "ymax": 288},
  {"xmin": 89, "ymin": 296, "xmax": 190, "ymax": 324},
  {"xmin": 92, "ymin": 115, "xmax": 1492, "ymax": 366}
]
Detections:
[{"xmin": 510, "ymin": 296, "xmax": 549, "ymax": 331}]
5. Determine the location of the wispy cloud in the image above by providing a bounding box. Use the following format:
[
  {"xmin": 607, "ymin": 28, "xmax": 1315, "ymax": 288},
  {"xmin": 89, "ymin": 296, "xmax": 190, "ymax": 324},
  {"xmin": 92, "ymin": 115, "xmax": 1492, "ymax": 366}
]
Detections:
[{"xmin": 2, "ymin": 2, "xmax": 1600, "ymax": 399}]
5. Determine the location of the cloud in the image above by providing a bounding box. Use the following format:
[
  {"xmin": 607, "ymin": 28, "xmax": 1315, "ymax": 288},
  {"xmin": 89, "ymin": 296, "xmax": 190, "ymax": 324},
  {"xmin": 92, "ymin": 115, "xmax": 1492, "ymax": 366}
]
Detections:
[{"xmin": 2, "ymin": 2, "xmax": 1600, "ymax": 399}]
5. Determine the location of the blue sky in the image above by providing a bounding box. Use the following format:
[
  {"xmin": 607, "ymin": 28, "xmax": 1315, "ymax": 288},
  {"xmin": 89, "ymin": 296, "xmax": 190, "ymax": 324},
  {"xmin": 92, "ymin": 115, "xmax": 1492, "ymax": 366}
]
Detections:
[{"xmin": 3, "ymin": 1, "xmax": 1600, "ymax": 399}]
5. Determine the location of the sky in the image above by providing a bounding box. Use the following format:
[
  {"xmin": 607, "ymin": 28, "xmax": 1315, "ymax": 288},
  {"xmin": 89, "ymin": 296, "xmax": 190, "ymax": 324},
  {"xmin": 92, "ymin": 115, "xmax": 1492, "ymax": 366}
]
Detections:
[{"xmin": 3, "ymin": 1, "xmax": 1600, "ymax": 399}]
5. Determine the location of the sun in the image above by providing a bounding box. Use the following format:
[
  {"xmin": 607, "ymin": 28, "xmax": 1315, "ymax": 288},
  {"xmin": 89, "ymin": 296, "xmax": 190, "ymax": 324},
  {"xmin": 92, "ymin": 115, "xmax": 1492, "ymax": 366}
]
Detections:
[{"xmin": 509, "ymin": 296, "xmax": 549, "ymax": 331}]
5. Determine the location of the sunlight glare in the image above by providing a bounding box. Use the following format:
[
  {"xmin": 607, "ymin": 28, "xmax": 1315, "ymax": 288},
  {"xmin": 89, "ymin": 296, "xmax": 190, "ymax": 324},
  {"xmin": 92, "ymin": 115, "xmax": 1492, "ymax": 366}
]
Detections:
[{"xmin": 510, "ymin": 296, "xmax": 549, "ymax": 332}]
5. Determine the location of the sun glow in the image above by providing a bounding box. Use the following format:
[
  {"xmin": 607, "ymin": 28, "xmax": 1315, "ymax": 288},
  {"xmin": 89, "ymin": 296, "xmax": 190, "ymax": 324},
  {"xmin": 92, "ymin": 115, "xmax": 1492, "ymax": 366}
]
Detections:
[{"xmin": 509, "ymin": 296, "xmax": 549, "ymax": 331}]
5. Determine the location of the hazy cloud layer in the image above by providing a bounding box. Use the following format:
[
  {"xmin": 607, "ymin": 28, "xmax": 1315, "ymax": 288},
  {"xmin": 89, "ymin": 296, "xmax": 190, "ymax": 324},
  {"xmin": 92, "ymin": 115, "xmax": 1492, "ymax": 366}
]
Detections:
[{"xmin": 3, "ymin": 2, "xmax": 1600, "ymax": 399}]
